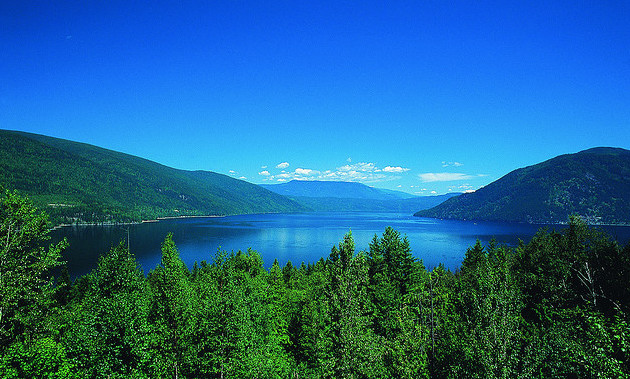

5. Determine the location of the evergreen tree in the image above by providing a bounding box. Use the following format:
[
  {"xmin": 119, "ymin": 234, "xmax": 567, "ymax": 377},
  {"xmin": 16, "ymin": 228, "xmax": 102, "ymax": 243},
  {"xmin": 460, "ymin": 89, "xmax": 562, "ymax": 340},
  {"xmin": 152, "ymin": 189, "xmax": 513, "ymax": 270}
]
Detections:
[
  {"xmin": 368, "ymin": 227, "xmax": 418, "ymax": 340},
  {"xmin": 3, "ymin": 191, "xmax": 629, "ymax": 378},
  {"xmin": 220, "ymin": 249, "xmax": 293, "ymax": 377},
  {"xmin": 147, "ymin": 233, "xmax": 194, "ymax": 378},
  {"xmin": 369, "ymin": 226, "xmax": 417, "ymax": 297},
  {"xmin": 62, "ymin": 241, "xmax": 150, "ymax": 377},
  {"xmin": 316, "ymin": 232, "xmax": 387, "ymax": 378}
]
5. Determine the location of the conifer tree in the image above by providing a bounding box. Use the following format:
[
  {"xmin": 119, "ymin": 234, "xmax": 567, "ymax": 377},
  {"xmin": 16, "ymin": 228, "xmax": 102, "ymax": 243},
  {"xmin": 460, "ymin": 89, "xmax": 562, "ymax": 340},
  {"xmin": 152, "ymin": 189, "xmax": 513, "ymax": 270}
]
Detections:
[{"xmin": 147, "ymin": 233, "xmax": 194, "ymax": 378}]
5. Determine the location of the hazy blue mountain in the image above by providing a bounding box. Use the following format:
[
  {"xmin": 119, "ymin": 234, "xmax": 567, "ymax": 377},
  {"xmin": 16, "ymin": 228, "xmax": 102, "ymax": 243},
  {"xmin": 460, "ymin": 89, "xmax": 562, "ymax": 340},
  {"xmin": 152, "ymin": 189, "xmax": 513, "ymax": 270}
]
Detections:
[
  {"xmin": 262, "ymin": 180, "xmax": 458, "ymax": 213},
  {"xmin": 416, "ymin": 147, "xmax": 630, "ymax": 224},
  {"xmin": 261, "ymin": 180, "xmax": 415, "ymax": 200},
  {"xmin": 292, "ymin": 193, "xmax": 460, "ymax": 213},
  {"xmin": 0, "ymin": 130, "xmax": 305, "ymax": 224},
  {"xmin": 377, "ymin": 188, "xmax": 418, "ymax": 199}
]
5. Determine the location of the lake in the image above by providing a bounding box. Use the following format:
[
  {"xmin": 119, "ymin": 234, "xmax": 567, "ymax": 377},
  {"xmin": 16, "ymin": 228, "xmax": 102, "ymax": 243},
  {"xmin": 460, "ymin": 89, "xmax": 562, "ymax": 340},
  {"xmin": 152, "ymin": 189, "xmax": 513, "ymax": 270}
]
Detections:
[{"xmin": 51, "ymin": 212, "xmax": 630, "ymax": 278}]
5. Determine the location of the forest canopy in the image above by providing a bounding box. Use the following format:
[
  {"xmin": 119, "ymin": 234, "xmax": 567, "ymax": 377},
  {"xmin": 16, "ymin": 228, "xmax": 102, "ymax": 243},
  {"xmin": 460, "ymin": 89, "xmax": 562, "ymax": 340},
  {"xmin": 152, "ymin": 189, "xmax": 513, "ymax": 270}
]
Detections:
[{"xmin": 1, "ymin": 191, "xmax": 629, "ymax": 378}]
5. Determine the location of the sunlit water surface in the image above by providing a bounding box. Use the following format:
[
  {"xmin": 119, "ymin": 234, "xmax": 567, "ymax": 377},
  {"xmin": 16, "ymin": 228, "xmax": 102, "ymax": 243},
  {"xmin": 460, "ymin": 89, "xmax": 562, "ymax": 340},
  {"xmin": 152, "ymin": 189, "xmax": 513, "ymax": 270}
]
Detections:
[{"xmin": 51, "ymin": 212, "xmax": 630, "ymax": 278}]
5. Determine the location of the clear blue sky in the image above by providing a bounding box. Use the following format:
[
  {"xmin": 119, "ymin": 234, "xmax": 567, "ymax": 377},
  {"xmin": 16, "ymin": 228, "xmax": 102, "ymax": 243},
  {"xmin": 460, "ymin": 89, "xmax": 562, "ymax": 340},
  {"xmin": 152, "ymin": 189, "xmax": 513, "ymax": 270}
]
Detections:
[{"xmin": 2, "ymin": 1, "xmax": 629, "ymax": 195}]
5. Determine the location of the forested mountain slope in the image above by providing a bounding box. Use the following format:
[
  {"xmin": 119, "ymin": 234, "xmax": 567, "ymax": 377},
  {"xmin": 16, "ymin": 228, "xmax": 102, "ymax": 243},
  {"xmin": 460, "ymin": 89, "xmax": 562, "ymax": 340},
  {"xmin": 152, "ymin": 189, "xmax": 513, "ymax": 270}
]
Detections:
[
  {"xmin": 416, "ymin": 147, "xmax": 630, "ymax": 224},
  {"xmin": 0, "ymin": 130, "xmax": 304, "ymax": 224}
]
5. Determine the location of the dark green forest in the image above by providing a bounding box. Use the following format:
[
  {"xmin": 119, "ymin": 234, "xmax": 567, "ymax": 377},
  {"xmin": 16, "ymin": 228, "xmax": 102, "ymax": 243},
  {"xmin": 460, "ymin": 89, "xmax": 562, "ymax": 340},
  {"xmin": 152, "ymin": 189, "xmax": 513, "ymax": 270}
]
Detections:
[
  {"xmin": 0, "ymin": 130, "xmax": 304, "ymax": 225},
  {"xmin": 417, "ymin": 147, "xmax": 630, "ymax": 224},
  {"xmin": 2, "ymin": 191, "xmax": 629, "ymax": 378}
]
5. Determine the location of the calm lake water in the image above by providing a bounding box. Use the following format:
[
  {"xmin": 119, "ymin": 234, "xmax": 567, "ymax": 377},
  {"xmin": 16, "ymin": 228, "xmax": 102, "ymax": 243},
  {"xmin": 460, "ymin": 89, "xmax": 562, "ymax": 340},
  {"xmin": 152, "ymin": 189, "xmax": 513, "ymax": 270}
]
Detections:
[{"xmin": 51, "ymin": 212, "xmax": 630, "ymax": 278}]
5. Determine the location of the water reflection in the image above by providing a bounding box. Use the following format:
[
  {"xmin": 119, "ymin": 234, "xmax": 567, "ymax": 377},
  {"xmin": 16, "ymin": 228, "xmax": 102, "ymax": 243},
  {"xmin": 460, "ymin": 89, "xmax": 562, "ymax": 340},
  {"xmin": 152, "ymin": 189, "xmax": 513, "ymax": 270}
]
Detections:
[{"xmin": 50, "ymin": 212, "xmax": 630, "ymax": 279}]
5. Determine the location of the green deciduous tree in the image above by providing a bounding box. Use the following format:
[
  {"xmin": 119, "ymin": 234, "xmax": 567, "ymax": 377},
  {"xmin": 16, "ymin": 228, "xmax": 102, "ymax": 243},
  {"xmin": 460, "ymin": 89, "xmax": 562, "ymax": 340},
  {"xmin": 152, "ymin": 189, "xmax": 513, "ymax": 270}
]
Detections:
[
  {"xmin": 62, "ymin": 241, "xmax": 151, "ymax": 377},
  {"xmin": 4, "ymin": 190, "xmax": 630, "ymax": 379},
  {"xmin": 0, "ymin": 190, "xmax": 71, "ymax": 377}
]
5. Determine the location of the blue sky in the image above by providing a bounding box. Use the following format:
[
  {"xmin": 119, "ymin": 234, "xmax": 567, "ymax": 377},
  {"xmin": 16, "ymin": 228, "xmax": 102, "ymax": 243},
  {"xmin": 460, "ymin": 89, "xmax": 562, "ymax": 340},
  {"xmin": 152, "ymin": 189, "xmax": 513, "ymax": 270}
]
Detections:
[{"xmin": 1, "ymin": 1, "xmax": 629, "ymax": 195}]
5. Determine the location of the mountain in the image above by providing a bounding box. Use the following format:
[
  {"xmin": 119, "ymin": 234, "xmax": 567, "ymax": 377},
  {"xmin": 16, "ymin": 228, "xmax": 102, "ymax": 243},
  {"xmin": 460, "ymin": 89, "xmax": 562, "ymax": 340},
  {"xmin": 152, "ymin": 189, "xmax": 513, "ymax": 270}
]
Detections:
[
  {"xmin": 292, "ymin": 193, "xmax": 460, "ymax": 213},
  {"xmin": 0, "ymin": 130, "xmax": 305, "ymax": 224},
  {"xmin": 415, "ymin": 147, "xmax": 630, "ymax": 224},
  {"xmin": 262, "ymin": 180, "xmax": 458, "ymax": 213},
  {"xmin": 261, "ymin": 180, "xmax": 415, "ymax": 200}
]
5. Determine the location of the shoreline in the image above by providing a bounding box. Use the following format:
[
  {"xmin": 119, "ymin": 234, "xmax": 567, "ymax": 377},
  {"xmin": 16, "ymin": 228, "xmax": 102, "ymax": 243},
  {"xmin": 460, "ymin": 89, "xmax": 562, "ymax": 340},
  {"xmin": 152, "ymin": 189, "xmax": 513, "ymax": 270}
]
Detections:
[
  {"xmin": 413, "ymin": 215, "xmax": 630, "ymax": 227},
  {"xmin": 51, "ymin": 211, "xmax": 630, "ymax": 230},
  {"xmin": 50, "ymin": 214, "xmax": 226, "ymax": 230}
]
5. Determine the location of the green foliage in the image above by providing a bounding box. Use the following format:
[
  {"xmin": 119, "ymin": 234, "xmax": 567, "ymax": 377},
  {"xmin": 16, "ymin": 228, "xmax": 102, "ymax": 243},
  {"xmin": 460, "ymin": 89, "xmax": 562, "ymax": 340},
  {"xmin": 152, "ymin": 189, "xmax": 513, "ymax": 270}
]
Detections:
[
  {"xmin": 147, "ymin": 233, "xmax": 194, "ymax": 377},
  {"xmin": 3, "ymin": 192, "xmax": 630, "ymax": 377},
  {"xmin": 62, "ymin": 241, "xmax": 151, "ymax": 377},
  {"xmin": 0, "ymin": 337, "xmax": 75, "ymax": 379},
  {"xmin": 0, "ymin": 130, "xmax": 305, "ymax": 225},
  {"xmin": 457, "ymin": 241, "xmax": 523, "ymax": 378},
  {"xmin": 0, "ymin": 191, "xmax": 71, "ymax": 377}
]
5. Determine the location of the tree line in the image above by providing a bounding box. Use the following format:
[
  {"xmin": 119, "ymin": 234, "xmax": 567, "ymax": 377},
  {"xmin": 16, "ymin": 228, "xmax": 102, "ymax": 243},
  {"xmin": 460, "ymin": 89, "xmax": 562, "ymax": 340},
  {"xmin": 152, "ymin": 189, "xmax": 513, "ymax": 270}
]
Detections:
[{"xmin": 1, "ymin": 190, "xmax": 629, "ymax": 378}]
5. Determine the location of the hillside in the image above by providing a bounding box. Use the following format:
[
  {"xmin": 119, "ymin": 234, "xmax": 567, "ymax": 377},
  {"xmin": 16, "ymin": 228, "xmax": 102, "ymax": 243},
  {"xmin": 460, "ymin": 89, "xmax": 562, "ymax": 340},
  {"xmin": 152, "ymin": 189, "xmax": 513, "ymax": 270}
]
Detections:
[
  {"xmin": 0, "ymin": 130, "xmax": 305, "ymax": 224},
  {"xmin": 415, "ymin": 147, "xmax": 630, "ymax": 224},
  {"xmin": 261, "ymin": 180, "xmax": 414, "ymax": 200}
]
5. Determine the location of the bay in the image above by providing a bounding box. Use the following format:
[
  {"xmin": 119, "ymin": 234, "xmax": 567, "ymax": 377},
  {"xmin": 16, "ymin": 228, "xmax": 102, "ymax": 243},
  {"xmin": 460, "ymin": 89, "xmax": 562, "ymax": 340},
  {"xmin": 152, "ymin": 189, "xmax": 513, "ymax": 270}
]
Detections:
[{"xmin": 51, "ymin": 212, "xmax": 630, "ymax": 278}]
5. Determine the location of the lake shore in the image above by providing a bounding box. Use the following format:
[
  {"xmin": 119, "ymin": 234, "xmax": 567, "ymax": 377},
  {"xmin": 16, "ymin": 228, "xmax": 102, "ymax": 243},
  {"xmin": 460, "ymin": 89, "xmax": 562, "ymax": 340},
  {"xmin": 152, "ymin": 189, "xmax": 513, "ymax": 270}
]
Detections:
[{"xmin": 50, "ymin": 214, "xmax": 225, "ymax": 230}]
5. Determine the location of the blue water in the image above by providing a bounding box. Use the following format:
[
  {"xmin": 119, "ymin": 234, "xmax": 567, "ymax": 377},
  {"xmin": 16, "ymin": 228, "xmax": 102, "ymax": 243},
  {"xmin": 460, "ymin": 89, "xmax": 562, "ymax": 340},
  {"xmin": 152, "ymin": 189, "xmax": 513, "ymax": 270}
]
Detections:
[{"xmin": 51, "ymin": 212, "xmax": 630, "ymax": 278}]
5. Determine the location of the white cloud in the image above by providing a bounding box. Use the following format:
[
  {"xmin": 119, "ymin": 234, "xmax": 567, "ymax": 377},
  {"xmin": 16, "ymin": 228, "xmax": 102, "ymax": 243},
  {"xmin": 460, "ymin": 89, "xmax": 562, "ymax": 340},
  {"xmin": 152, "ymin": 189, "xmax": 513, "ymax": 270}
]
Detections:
[
  {"xmin": 238, "ymin": 176, "xmax": 247, "ymax": 180},
  {"xmin": 338, "ymin": 162, "xmax": 380, "ymax": 173},
  {"xmin": 347, "ymin": 157, "xmax": 352, "ymax": 163},
  {"xmin": 449, "ymin": 184, "xmax": 476, "ymax": 192},
  {"xmin": 295, "ymin": 168, "xmax": 319, "ymax": 176},
  {"xmin": 442, "ymin": 161, "xmax": 464, "ymax": 168},
  {"xmin": 260, "ymin": 160, "xmax": 411, "ymax": 184},
  {"xmin": 419, "ymin": 173, "xmax": 477, "ymax": 182},
  {"xmin": 446, "ymin": 183, "xmax": 479, "ymax": 194},
  {"xmin": 229, "ymin": 170, "xmax": 236, "ymax": 174},
  {"xmin": 261, "ymin": 165, "xmax": 267, "ymax": 169},
  {"xmin": 383, "ymin": 166, "xmax": 410, "ymax": 173}
]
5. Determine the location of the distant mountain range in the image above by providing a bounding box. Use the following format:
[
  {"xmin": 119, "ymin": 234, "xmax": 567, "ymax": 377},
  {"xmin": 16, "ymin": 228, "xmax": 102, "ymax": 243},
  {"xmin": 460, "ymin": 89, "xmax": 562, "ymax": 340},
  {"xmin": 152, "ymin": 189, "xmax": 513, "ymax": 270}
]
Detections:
[
  {"xmin": 262, "ymin": 180, "xmax": 460, "ymax": 213},
  {"xmin": 261, "ymin": 180, "xmax": 415, "ymax": 200},
  {"xmin": 0, "ymin": 130, "xmax": 305, "ymax": 224},
  {"xmin": 5, "ymin": 131, "xmax": 625, "ymax": 225},
  {"xmin": 416, "ymin": 147, "xmax": 630, "ymax": 224}
]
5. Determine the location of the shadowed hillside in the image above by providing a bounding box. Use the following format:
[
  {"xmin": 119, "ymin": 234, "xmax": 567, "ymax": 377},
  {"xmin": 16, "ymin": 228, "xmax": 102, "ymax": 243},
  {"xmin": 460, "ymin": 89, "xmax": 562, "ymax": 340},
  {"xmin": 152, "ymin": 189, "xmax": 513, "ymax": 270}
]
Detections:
[{"xmin": 416, "ymin": 147, "xmax": 630, "ymax": 224}]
